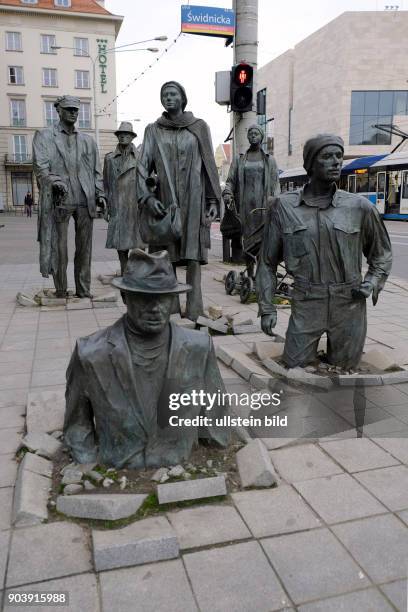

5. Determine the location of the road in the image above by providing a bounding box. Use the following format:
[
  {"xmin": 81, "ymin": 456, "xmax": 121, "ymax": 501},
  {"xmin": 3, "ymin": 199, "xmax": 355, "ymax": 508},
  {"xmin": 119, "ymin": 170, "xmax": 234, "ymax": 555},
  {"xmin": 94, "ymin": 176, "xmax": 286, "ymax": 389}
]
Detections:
[{"xmin": 1, "ymin": 215, "xmax": 407, "ymax": 280}]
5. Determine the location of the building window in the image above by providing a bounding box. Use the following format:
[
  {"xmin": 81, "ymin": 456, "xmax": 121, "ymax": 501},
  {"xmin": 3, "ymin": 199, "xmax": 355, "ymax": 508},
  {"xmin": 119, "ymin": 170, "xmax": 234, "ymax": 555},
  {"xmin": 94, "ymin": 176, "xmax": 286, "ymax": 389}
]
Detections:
[
  {"xmin": 21, "ymin": 0, "xmax": 38, "ymax": 3},
  {"xmin": 41, "ymin": 34, "xmax": 56, "ymax": 54},
  {"xmin": 75, "ymin": 70, "xmax": 90, "ymax": 89},
  {"xmin": 55, "ymin": 0, "xmax": 71, "ymax": 6},
  {"xmin": 6, "ymin": 32, "xmax": 22, "ymax": 51},
  {"xmin": 74, "ymin": 37, "xmax": 89, "ymax": 56},
  {"xmin": 13, "ymin": 135, "xmax": 28, "ymax": 162},
  {"xmin": 349, "ymin": 90, "xmax": 408, "ymax": 145},
  {"xmin": 42, "ymin": 68, "xmax": 58, "ymax": 87},
  {"xmin": 44, "ymin": 101, "xmax": 59, "ymax": 126},
  {"xmin": 10, "ymin": 99, "xmax": 26, "ymax": 127},
  {"xmin": 8, "ymin": 66, "xmax": 24, "ymax": 85},
  {"xmin": 78, "ymin": 102, "xmax": 91, "ymax": 128}
]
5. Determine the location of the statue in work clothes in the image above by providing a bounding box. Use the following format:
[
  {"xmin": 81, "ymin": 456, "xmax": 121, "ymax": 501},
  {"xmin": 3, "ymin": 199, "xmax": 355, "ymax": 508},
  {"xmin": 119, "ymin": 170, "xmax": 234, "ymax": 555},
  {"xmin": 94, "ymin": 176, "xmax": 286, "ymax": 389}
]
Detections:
[
  {"xmin": 256, "ymin": 134, "xmax": 392, "ymax": 370},
  {"xmin": 33, "ymin": 95, "xmax": 106, "ymax": 298},
  {"xmin": 137, "ymin": 81, "xmax": 220, "ymax": 321},
  {"xmin": 103, "ymin": 121, "xmax": 143, "ymax": 275}
]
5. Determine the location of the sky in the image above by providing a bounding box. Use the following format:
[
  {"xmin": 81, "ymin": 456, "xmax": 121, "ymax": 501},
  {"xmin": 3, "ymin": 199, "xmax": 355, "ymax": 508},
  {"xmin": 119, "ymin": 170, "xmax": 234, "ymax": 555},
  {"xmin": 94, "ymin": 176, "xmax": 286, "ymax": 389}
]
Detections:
[{"xmin": 104, "ymin": 0, "xmax": 402, "ymax": 149}]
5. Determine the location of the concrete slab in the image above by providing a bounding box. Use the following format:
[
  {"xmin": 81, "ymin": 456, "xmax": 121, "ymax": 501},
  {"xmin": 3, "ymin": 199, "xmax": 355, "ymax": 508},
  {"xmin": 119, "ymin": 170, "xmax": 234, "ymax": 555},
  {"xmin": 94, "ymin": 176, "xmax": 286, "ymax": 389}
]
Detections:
[
  {"xmin": 167, "ymin": 504, "xmax": 251, "ymax": 550},
  {"xmin": 333, "ymin": 514, "xmax": 408, "ymax": 583},
  {"xmin": 157, "ymin": 475, "xmax": 226, "ymax": 504},
  {"xmin": 0, "ymin": 488, "xmax": 13, "ymax": 531},
  {"xmin": 262, "ymin": 528, "xmax": 370, "ymax": 605},
  {"xmin": 236, "ymin": 439, "xmax": 278, "ymax": 488},
  {"xmin": 373, "ymin": 437, "xmax": 408, "ymax": 464},
  {"xmin": 0, "ymin": 406, "xmax": 25, "ymax": 430},
  {"xmin": 380, "ymin": 580, "xmax": 407, "ymax": 612},
  {"xmin": 0, "ymin": 429, "xmax": 23, "ymax": 455},
  {"xmin": 184, "ymin": 541, "xmax": 290, "ymax": 612},
  {"xmin": 0, "ymin": 455, "xmax": 17, "ymax": 488},
  {"xmin": 231, "ymin": 486, "xmax": 321, "ymax": 538},
  {"xmin": 26, "ymin": 388, "xmax": 65, "ymax": 434},
  {"xmin": 13, "ymin": 464, "xmax": 50, "ymax": 527},
  {"xmin": 270, "ymin": 444, "xmax": 343, "ymax": 483},
  {"xmin": 20, "ymin": 432, "xmax": 62, "ymax": 459},
  {"xmin": 0, "ymin": 531, "xmax": 10, "ymax": 587},
  {"xmin": 319, "ymin": 438, "xmax": 400, "ymax": 472},
  {"xmin": 56, "ymin": 494, "xmax": 147, "ymax": 521},
  {"xmin": 297, "ymin": 588, "xmax": 394, "ymax": 611},
  {"xmin": 354, "ymin": 465, "xmax": 408, "ymax": 511}
]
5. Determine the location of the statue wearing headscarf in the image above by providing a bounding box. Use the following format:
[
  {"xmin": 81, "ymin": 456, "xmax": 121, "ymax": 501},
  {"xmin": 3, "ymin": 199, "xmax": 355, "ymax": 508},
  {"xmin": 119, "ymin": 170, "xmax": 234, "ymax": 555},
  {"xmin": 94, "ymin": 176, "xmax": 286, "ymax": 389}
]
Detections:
[
  {"xmin": 137, "ymin": 81, "xmax": 221, "ymax": 321},
  {"xmin": 222, "ymin": 124, "xmax": 280, "ymax": 277}
]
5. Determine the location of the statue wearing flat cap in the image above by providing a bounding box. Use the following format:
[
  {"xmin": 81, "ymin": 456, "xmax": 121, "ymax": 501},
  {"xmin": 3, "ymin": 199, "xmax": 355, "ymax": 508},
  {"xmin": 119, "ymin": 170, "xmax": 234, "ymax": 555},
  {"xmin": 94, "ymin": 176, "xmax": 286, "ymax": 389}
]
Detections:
[
  {"xmin": 64, "ymin": 249, "xmax": 229, "ymax": 468},
  {"xmin": 33, "ymin": 95, "xmax": 106, "ymax": 298},
  {"xmin": 137, "ymin": 81, "xmax": 221, "ymax": 321},
  {"xmin": 256, "ymin": 134, "xmax": 392, "ymax": 370}
]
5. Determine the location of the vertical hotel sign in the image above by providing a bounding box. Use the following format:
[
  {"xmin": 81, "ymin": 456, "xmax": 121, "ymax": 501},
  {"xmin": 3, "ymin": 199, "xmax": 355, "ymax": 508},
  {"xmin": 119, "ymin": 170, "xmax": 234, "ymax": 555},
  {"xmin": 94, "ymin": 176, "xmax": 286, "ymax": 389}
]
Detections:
[
  {"xmin": 97, "ymin": 38, "xmax": 108, "ymax": 93},
  {"xmin": 181, "ymin": 5, "xmax": 235, "ymax": 39}
]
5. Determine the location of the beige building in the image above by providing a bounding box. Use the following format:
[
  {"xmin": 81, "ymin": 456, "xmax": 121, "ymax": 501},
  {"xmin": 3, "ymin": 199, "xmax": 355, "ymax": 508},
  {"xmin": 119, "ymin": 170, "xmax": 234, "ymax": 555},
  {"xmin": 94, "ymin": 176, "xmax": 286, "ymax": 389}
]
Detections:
[
  {"xmin": 258, "ymin": 11, "xmax": 408, "ymax": 171},
  {"xmin": 0, "ymin": 0, "xmax": 122, "ymax": 211}
]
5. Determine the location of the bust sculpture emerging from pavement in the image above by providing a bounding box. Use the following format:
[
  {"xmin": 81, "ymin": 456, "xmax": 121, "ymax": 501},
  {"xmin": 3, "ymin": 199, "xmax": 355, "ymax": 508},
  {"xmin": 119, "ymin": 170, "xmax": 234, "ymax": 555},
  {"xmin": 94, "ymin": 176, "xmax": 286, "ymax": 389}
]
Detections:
[
  {"xmin": 33, "ymin": 95, "xmax": 106, "ymax": 298},
  {"xmin": 63, "ymin": 249, "xmax": 229, "ymax": 468},
  {"xmin": 137, "ymin": 81, "xmax": 220, "ymax": 321},
  {"xmin": 257, "ymin": 134, "xmax": 393, "ymax": 370},
  {"xmin": 103, "ymin": 121, "xmax": 143, "ymax": 276}
]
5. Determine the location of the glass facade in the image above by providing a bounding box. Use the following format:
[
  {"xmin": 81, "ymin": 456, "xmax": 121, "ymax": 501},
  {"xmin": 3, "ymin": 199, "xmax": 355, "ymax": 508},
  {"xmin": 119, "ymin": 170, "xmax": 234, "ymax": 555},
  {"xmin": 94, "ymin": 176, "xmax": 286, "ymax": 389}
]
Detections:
[{"xmin": 350, "ymin": 90, "xmax": 408, "ymax": 145}]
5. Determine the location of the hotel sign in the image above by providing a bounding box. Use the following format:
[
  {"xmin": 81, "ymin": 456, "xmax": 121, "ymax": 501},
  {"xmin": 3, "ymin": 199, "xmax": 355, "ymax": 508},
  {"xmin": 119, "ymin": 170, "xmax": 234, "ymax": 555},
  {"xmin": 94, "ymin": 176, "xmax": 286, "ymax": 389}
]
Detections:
[{"xmin": 97, "ymin": 38, "xmax": 108, "ymax": 93}]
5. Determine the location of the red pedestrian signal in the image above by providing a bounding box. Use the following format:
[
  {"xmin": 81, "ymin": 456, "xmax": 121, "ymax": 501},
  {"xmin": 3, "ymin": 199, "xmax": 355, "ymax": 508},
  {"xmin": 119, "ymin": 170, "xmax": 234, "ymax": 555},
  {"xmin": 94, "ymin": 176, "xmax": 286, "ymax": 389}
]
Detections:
[{"xmin": 230, "ymin": 63, "xmax": 254, "ymax": 112}]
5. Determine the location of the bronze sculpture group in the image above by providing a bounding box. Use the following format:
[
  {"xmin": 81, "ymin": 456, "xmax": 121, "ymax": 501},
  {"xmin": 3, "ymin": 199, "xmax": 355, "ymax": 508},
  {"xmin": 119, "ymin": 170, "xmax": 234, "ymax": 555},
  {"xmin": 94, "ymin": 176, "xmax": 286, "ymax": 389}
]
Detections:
[{"xmin": 32, "ymin": 88, "xmax": 392, "ymax": 469}]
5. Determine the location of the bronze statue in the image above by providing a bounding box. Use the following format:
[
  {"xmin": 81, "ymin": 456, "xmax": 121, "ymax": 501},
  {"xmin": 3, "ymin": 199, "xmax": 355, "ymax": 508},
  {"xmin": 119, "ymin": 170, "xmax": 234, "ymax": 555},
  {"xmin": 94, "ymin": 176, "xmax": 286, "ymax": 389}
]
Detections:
[
  {"xmin": 33, "ymin": 95, "xmax": 106, "ymax": 298},
  {"xmin": 222, "ymin": 124, "xmax": 280, "ymax": 277},
  {"xmin": 64, "ymin": 249, "xmax": 229, "ymax": 468},
  {"xmin": 257, "ymin": 134, "xmax": 392, "ymax": 370},
  {"xmin": 137, "ymin": 81, "xmax": 220, "ymax": 321},
  {"xmin": 103, "ymin": 121, "xmax": 142, "ymax": 275}
]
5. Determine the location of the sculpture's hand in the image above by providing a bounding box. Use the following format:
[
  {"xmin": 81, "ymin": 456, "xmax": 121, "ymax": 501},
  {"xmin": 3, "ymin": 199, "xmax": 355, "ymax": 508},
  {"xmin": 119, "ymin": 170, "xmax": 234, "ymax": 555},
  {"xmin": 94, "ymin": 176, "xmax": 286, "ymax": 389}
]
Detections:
[
  {"xmin": 261, "ymin": 312, "xmax": 277, "ymax": 336},
  {"xmin": 205, "ymin": 201, "xmax": 218, "ymax": 223},
  {"xmin": 146, "ymin": 197, "xmax": 166, "ymax": 219},
  {"xmin": 52, "ymin": 180, "xmax": 68, "ymax": 196},
  {"xmin": 223, "ymin": 194, "xmax": 232, "ymax": 208},
  {"xmin": 96, "ymin": 197, "xmax": 107, "ymax": 216},
  {"xmin": 351, "ymin": 280, "xmax": 373, "ymax": 300}
]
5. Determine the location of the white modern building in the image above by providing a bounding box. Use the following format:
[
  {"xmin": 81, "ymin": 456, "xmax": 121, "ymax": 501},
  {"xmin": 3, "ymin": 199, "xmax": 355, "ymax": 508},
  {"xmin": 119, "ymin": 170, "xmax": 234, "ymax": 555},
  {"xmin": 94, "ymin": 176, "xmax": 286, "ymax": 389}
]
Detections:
[
  {"xmin": 257, "ymin": 11, "xmax": 408, "ymax": 171},
  {"xmin": 0, "ymin": 0, "xmax": 122, "ymax": 210}
]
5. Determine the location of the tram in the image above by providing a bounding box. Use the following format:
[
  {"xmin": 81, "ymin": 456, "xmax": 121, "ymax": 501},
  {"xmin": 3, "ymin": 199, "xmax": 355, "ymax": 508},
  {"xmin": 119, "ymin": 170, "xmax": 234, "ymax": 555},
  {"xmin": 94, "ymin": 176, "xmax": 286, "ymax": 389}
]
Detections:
[{"xmin": 279, "ymin": 150, "xmax": 408, "ymax": 220}]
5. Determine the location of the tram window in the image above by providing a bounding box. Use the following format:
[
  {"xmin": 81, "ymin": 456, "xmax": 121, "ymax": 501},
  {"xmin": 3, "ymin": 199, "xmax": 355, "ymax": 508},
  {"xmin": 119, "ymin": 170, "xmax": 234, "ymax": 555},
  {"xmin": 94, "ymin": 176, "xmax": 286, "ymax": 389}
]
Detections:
[
  {"xmin": 356, "ymin": 174, "xmax": 369, "ymax": 193},
  {"xmin": 368, "ymin": 173, "xmax": 377, "ymax": 192},
  {"xmin": 402, "ymin": 174, "xmax": 408, "ymax": 199}
]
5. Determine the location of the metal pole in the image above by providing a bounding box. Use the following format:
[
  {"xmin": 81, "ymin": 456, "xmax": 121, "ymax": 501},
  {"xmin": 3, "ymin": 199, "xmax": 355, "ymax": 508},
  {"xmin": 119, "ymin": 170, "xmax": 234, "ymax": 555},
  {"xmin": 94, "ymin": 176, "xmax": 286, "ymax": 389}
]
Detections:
[
  {"xmin": 233, "ymin": 0, "xmax": 258, "ymax": 155},
  {"xmin": 92, "ymin": 57, "xmax": 100, "ymax": 151}
]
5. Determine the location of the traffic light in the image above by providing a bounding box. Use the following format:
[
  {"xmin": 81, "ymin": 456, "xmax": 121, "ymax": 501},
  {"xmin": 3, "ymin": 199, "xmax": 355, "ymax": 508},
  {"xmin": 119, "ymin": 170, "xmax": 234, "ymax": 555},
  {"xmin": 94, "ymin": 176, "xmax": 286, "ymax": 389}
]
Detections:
[{"xmin": 230, "ymin": 63, "xmax": 254, "ymax": 112}]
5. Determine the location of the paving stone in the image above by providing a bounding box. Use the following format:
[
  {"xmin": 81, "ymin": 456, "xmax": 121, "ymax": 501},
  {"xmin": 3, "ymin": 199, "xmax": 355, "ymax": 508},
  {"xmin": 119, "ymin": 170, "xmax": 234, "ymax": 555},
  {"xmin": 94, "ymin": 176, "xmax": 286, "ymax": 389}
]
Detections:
[
  {"xmin": 92, "ymin": 292, "xmax": 117, "ymax": 303},
  {"xmin": 263, "ymin": 357, "xmax": 288, "ymax": 377},
  {"xmin": 333, "ymin": 514, "xmax": 408, "ymax": 583},
  {"xmin": 92, "ymin": 515, "xmax": 179, "ymax": 571},
  {"xmin": 0, "ymin": 531, "xmax": 10, "ymax": 586},
  {"xmin": 63, "ymin": 484, "xmax": 83, "ymax": 495},
  {"xmin": 262, "ymin": 528, "xmax": 370, "ymax": 605},
  {"xmin": 360, "ymin": 384, "xmax": 408, "ymax": 407},
  {"xmin": 0, "ymin": 455, "xmax": 17, "ymax": 488},
  {"xmin": 397, "ymin": 509, "xmax": 408, "ymax": 525},
  {"xmin": 0, "ymin": 406, "xmax": 25, "ymax": 430},
  {"xmin": 0, "ymin": 389, "xmax": 30, "ymax": 409},
  {"xmin": 196, "ymin": 316, "xmax": 228, "ymax": 334},
  {"xmin": 294, "ymin": 473, "xmax": 386, "ymax": 524},
  {"xmin": 56, "ymin": 494, "xmax": 147, "ymax": 520},
  {"xmin": 208, "ymin": 305, "xmax": 223, "ymax": 320},
  {"xmin": 3, "ymin": 573, "xmax": 99, "ymax": 612},
  {"xmin": 380, "ymin": 579, "xmax": 407, "ymax": 612},
  {"xmin": 232, "ymin": 323, "xmax": 261, "ymax": 334},
  {"xmin": 7, "ymin": 522, "xmax": 92, "ymax": 587},
  {"xmin": 270, "ymin": 443, "xmax": 343, "ymax": 483},
  {"xmin": 354, "ymin": 465, "xmax": 408, "ymax": 511},
  {"xmin": 374, "ymin": 437, "xmax": 408, "ymax": 463},
  {"xmin": 61, "ymin": 469, "xmax": 83, "ymax": 485},
  {"xmin": 66, "ymin": 298, "xmax": 93, "ymax": 310},
  {"xmin": 157, "ymin": 475, "xmax": 226, "ymax": 504},
  {"xmin": 319, "ymin": 438, "xmax": 400, "ymax": 472},
  {"xmin": 184, "ymin": 541, "xmax": 289, "ymax": 612},
  {"xmin": 0, "ymin": 488, "xmax": 13, "ymax": 531},
  {"xmin": 363, "ymin": 348, "xmax": 400, "ymax": 371},
  {"xmin": 99, "ymin": 559, "xmax": 198, "ymax": 612},
  {"xmin": 20, "ymin": 432, "xmax": 62, "ymax": 459},
  {"xmin": 253, "ymin": 340, "xmax": 284, "ymax": 361},
  {"xmin": 236, "ymin": 439, "xmax": 278, "ymax": 487},
  {"xmin": 16, "ymin": 293, "xmax": 38, "ymax": 308},
  {"xmin": 231, "ymin": 486, "xmax": 321, "ymax": 537},
  {"xmin": 167, "ymin": 504, "xmax": 251, "ymax": 550},
  {"xmin": 0, "ymin": 428, "xmax": 22, "ymax": 455},
  {"xmin": 297, "ymin": 588, "xmax": 395, "ymax": 611},
  {"xmin": 91, "ymin": 300, "xmax": 117, "ymax": 309},
  {"xmin": 13, "ymin": 464, "xmax": 50, "ymax": 527}
]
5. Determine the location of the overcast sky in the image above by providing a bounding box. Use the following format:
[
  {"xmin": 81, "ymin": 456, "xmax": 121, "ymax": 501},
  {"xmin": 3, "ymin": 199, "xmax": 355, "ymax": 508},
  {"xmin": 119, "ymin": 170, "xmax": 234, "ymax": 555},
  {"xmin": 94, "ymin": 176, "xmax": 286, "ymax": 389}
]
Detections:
[{"xmin": 104, "ymin": 0, "xmax": 398, "ymax": 149}]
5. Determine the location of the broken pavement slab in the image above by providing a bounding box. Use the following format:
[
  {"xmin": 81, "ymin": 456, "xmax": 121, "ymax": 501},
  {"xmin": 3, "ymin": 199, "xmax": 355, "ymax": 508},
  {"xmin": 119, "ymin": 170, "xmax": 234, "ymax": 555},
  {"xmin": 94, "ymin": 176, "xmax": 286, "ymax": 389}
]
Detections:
[
  {"xmin": 196, "ymin": 316, "xmax": 228, "ymax": 334},
  {"xmin": 13, "ymin": 459, "xmax": 51, "ymax": 527},
  {"xmin": 56, "ymin": 494, "xmax": 147, "ymax": 521},
  {"xmin": 253, "ymin": 341, "xmax": 284, "ymax": 361},
  {"xmin": 20, "ymin": 432, "xmax": 62, "ymax": 459},
  {"xmin": 19, "ymin": 452, "xmax": 53, "ymax": 478},
  {"xmin": 157, "ymin": 475, "xmax": 227, "ymax": 504},
  {"xmin": 216, "ymin": 346, "xmax": 268, "ymax": 381},
  {"xmin": 236, "ymin": 439, "xmax": 278, "ymax": 488},
  {"xmin": 16, "ymin": 292, "xmax": 38, "ymax": 308}
]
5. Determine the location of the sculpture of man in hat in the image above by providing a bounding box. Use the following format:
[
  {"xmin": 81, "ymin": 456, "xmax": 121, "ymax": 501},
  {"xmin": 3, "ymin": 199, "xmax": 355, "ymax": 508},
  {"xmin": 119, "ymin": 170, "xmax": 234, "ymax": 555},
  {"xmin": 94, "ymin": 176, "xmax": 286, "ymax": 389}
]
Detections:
[
  {"xmin": 103, "ymin": 121, "xmax": 142, "ymax": 275},
  {"xmin": 33, "ymin": 95, "xmax": 106, "ymax": 298},
  {"xmin": 137, "ymin": 81, "xmax": 221, "ymax": 321},
  {"xmin": 257, "ymin": 133, "xmax": 392, "ymax": 370},
  {"xmin": 64, "ymin": 249, "xmax": 230, "ymax": 468}
]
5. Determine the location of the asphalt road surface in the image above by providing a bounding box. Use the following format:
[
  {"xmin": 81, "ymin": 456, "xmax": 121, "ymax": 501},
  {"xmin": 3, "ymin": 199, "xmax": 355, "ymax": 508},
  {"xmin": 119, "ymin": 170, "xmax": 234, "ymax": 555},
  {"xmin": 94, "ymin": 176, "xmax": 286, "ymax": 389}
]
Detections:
[{"xmin": 1, "ymin": 214, "xmax": 407, "ymax": 280}]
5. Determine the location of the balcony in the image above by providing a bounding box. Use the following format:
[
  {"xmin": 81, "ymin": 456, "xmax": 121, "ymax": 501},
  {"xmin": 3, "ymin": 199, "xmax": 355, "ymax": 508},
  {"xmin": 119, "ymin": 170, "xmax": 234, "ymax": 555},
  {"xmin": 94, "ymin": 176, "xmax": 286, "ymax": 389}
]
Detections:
[{"xmin": 4, "ymin": 153, "xmax": 32, "ymax": 166}]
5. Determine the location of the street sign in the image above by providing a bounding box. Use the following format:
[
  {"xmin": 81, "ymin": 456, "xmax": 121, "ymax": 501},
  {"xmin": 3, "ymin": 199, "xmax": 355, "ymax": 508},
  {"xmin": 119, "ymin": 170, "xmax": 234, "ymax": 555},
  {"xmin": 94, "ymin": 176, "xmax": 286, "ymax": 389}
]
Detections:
[{"xmin": 181, "ymin": 5, "xmax": 235, "ymax": 39}]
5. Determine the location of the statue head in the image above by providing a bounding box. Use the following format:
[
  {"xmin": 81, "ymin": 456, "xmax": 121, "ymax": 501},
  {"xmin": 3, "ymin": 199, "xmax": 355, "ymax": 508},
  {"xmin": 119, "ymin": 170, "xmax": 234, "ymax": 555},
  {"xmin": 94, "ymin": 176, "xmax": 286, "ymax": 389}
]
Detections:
[
  {"xmin": 115, "ymin": 121, "xmax": 136, "ymax": 147},
  {"xmin": 112, "ymin": 250, "xmax": 191, "ymax": 335},
  {"xmin": 160, "ymin": 81, "xmax": 188, "ymax": 114},
  {"xmin": 54, "ymin": 95, "xmax": 80, "ymax": 126},
  {"xmin": 303, "ymin": 134, "xmax": 344, "ymax": 181},
  {"xmin": 247, "ymin": 124, "xmax": 264, "ymax": 147}
]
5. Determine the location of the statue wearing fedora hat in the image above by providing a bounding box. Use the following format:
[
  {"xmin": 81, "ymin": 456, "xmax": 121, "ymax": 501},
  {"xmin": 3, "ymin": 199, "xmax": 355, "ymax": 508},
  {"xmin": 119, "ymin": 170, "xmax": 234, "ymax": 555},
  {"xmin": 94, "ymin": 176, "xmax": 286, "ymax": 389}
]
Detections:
[
  {"xmin": 33, "ymin": 95, "xmax": 106, "ymax": 298},
  {"xmin": 64, "ymin": 249, "xmax": 230, "ymax": 468},
  {"xmin": 103, "ymin": 121, "xmax": 143, "ymax": 275}
]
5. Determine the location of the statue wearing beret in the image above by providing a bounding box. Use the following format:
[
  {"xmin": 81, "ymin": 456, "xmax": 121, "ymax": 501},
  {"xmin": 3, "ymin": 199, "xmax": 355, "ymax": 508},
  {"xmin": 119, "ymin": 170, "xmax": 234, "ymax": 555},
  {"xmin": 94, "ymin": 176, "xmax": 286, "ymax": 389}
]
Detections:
[
  {"xmin": 33, "ymin": 95, "xmax": 106, "ymax": 298},
  {"xmin": 257, "ymin": 134, "xmax": 392, "ymax": 370},
  {"xmin": 64, "ymin": 249, "xmax": 229, "ymax": 468},
  {"xmin": 137, "ymin": 81, "xmax": 221, "ymax": 321}
]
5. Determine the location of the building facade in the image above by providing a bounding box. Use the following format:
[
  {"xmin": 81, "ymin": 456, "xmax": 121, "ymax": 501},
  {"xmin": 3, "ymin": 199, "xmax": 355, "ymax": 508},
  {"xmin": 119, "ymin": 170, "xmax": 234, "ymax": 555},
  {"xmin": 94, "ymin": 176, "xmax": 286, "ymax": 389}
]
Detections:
[
  {"xmin": 258, "ymin": 11, "xmax": 408, "ymax": 171},
  {"xmin": 0, "ymin": 0, "xmax": 122, "ymax": 210}
]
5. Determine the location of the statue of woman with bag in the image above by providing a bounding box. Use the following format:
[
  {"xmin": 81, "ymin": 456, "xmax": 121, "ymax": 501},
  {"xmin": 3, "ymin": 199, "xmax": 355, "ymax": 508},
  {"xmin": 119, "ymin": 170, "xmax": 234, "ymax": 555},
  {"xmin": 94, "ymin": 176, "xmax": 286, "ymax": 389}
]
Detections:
[{"xmin": 137, "ymin": 81, "xmax": 221, "ymax": 322}]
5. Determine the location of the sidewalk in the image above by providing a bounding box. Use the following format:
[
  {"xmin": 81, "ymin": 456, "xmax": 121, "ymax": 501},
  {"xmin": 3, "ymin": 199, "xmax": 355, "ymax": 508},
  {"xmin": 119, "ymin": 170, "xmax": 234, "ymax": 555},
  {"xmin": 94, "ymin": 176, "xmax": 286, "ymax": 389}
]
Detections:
[{"xmin": 0, "ymin": 256, "xmax": 407, "ymax": 611}]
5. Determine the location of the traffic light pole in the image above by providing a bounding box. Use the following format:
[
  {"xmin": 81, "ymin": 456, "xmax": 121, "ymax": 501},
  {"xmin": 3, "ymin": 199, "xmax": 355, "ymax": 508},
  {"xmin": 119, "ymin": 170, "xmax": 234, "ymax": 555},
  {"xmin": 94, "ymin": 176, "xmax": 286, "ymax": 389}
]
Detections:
[{"xmin": 232, "ymin": 0, "xmax": 258, "ymax": 155}]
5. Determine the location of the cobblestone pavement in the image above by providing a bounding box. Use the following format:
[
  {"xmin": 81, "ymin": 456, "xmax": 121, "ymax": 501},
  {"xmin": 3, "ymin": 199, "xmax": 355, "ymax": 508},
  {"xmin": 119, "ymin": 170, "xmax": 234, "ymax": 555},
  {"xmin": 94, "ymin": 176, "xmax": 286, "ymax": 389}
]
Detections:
[{"xmin": 0, "ymin": 250, "xmax": 407, "ymax": 611}]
